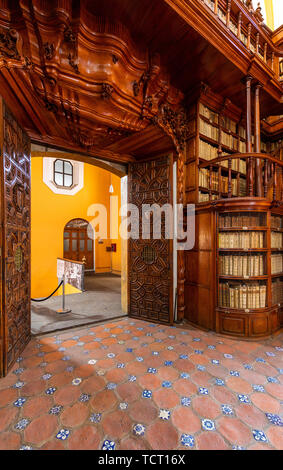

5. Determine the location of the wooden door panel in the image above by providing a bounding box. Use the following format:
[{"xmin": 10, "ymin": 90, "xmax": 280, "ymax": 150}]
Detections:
[
  {"xmin": 64, "ymin": 227, "xmax": 94, "ymax": 270},
  {"xmin": 0, "ymin": 99, "xmax": 31, "ymax": 377},
  {"xmin": 128, "ymin": 155, "xmax": 173, "ymax": 324}
]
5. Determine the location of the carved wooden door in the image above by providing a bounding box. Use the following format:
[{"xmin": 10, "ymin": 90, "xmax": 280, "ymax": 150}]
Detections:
[
  {"xmin": 128, "ymin": 155, "xmax": 173, "ymax": 324},
  {"xmin": 0, "ymin": 99, "xmax": 31, "ymax": 377}
]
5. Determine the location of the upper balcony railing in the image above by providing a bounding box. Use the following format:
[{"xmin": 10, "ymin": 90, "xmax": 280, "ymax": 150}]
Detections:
[
  {"xmin": 198, "ymin": 0, "xmax": 283, "ymax": 82},
  {"xmin": 199, "ymin": 152, "xmax": 283, "ymax": 202}
]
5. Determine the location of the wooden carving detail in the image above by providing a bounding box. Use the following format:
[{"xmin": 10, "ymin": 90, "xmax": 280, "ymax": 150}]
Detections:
[
  {"xmin": 64, "ymin": 26, "xmax": 79, "ymax": 73},
  {"xmin": 0, "ymin": 3, "xmax": 186, "ymax": 155},
  {"xmin": 0, "ymin": 28, "xmax": 22, "ymax": 60},
  {"xmin": 1, "ymin": 102, "xmax": 31, "ymax": 376},
  {"xmin": 128, "ymin": 156, "xmax": 173, "ymax": 324},
  {"xmin": 153, "ymin": 105, "xmax": 190, "ymax": 153},
  {"xmin": 253, "ymin": 3, "xmax": 264, "ymax": 24},
  {"xmin": 43, "ymin": 42, "xmax": 55, "ymax": 60}
]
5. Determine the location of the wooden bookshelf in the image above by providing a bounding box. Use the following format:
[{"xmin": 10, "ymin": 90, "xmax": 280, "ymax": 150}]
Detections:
[
  {"xmin": 185, "ymin": 91, "xmax": 248, "ymax": 204},
  {"xmin": 184, "ymin": 201, "xmax": 283, "ymax": 338}
]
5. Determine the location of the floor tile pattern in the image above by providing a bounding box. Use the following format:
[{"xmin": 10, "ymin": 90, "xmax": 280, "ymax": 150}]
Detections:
[{"xmin": 0, "ymin": 318, "xmax": 282, "ymax": 450}]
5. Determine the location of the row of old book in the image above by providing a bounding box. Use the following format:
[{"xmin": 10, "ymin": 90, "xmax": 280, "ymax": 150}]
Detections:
[
  {"xmin": 198, "ymin": 169, "xmax": 245, "ymax": 197},
  {"xmin": 271, "ymin": 216, "xmax": 283, "ymax": 229},
  {"xmin": 272, "ymin": 279, "xmax": 283, "ymax": 305},
  {"xmin": 219, "ymin": 282, "xmax": 267, "ymax": 309},
  {"xmin": 221, "ymin": 158, "xmax": 247, "ymax": 174},
  {"xmin": 198, "ymin": 192, "xmax": 218, "ymax": 202},
  {"xmin": 199, "ymin": 139, "xmax": 219, "ymax": 161},
  {"xmin": 219, "ymin": 231, "xmax": 265, "ymax": 249},
  {"xmin": 221, "ymin": 130, "xmax": 238, "ymax": 150},
  {"xmin": 199, "ymin": 103, "xmax": 219, "ymax": 125},
  {"xmin": 271, "ymin": 232, "xmax": 283, "ymax": 249},
  {"xmin": 271, "ymin": 254, "xmax": 283, "ymax": 275},
  {"xmin": 219, "ymin": 254, "xmax": 265, "ymax": 277},
  {"xmin": 200, "ymin": 118, "xmax": 219, "ymax": 141},
  {"xmin": 219, "ymin": 213, "xmax": 266, "ymax": 228}
]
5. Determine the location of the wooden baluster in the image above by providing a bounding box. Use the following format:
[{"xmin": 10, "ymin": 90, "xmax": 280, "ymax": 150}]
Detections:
[
  {"xmin": 209, "ymin": 164, "xmax": 212, "ymax": 201},
  {"xmin": 214, "ymin": 0, "xmax": 218, "ymax": 14},
  {"xmin": 271, "ymin": 51, "xmax": 275, "ymax": 71},
  {"xmin": 248, "ymin": 158, "xmax": 254, "ymax": 196},
  {"xmin": 273, "ymin": 163, "xmax": 277, "ymax": 201},
  {"xmin": 263, "ymin": 159, "xmax": 268, "ymax": 197},
  {"xmin": 228, "ymin": 158, "xmax": 232, "ymax": 198},
  {"xmin": 263, "ymin": 42, "xmax": 267, "ymax": 62},
  {"xmin": 237, "ymin": 11, "xmax": 242, "ymax": 39},
  {"xmin": 255, "ymin": 33, "xmax": 259, "ymax": 55},
  {"xmin": 247, "ymin": 23, "xmax": 251, "ymax": 50},
  {"xmin": 227, "ymin": 0, "xmax": 231, "ymax": 27}
]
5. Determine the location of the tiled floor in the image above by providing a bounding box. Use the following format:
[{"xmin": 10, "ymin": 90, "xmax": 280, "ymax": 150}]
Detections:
[
  {"xmin": 31, "ymin": 274, "xmax": 123, "ymax": 335},
  {"xmin": 0, "ymin": 318, "xmax": 283, "ymax": 450}
]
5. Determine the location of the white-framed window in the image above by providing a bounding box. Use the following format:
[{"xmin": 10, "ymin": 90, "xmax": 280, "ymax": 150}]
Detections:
[
  {"xmin": 54, "ymin": 159, "xmax": 73, "ymax": 187},
  {"xmin": 43, "ymin": 157, "xmax": 84, "ymax": 195}
]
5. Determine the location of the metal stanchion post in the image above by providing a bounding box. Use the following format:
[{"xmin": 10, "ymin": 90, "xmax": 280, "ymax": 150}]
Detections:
[{"xmin": 56, "ymin": 275, "xmax": 72, "ymax": 314}]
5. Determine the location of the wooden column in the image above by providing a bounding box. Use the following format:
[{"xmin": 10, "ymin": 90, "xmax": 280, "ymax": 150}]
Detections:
[
  {"xmin": 246, "ymin": 76, "xmax": 253, "ymax": 196},
  {"xmin": 177, "ymin": 149, "xmax": 186, "ymax": 323},
  {"xmin": 246, "ymin": 76, "xmax": 252, "ymax": 153},
  {"xmin": 254, "ymin": 83, "xmax": 263, "ymax": 197}
]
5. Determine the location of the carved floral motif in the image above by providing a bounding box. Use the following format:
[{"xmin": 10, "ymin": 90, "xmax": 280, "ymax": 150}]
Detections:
[{"xmin": 0, "ymin": 28, "xmax": 21, "ymax": 60}]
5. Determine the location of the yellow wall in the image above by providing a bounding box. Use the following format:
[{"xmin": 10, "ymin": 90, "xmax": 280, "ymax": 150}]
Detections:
[
  {"xmin": 110, "ymin": 173, "xmax": 122, "ymax": 275},
  {"xmin": 31, "ymin": 156, "xmax": 121, "ymax": 298}
]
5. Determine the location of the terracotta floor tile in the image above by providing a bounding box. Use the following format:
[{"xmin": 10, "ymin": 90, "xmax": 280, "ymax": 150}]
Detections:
[
  {"xmin": 173, "ymin": 378, "xmax": 197, "ymax": 396},
  {"xmin": 60, "ymin": 402, "xmax": 89, "ymax": 427},
  {"xmin": 192, "ymin": 396, "xmax": 221, "ymax": 419},
  {"xmin": 147, "ymin": 421, "xmax": 179, "ymax": 450},
  {"xmin": 90, "ymin": 389, "xmax": 118, "ymax": 412},
  {"xmin": 153, "ymin": 389, "xmax": 180, "ymax": 408},
  {"xmin": 226, "ymin": 376, "xmax": 252, "ymax": 394},
  {"xmin": 218, "ymin": 416, "xmax": 251, "ymax": 445},
  {"xmin": 102, "ymin": 410, "xmax": 132, "ymax": 438},
  {"xmin": 265, "ymin": 383, "xmax": 283, "ymax": 400},
  {"xmin": 55, "ymin": 385, "xmax": 81, "ymax": 406},
  {"xmin": 119, "ymin": 437, "xmax": 150, "ymax": 450},
  {"xmin": 235, "ymin": 403, "xmax": 266, "ymax": 428},
  {"xmin": 24, "ymin": 395, "xmax": 53, "ymax": 419},
  {"xmin": 116, "ymin": 383, "xmax": 142, "ymax": 403},
  {"xmin": 0, "ymin": 407, "xmax": 18, "ymax": 432},
  {"xmin": 0, "ymin": 431, "xmax": 21, "ymax": 450},
  {"xmin": 0, "ymin": 318, "xmax": 282, "ymax": 450},
  {"xmin": 266, "ymin": 426, "xmax": 283, "ymax": 449},
  {"xmin": 68, "ymin": 425, "xmax": 101, "ymax": 450},
  {"xmin": 129, "ymin": 399, "xmax": 158, "ymax": 424},
  {"xmin": 0, "ymin": 388, "xmax": 18, "ymax": 407},
  {"xmin": 250, "ymin": 392, "xmax": 280, "ymax": 414},
  {"xmin": 24, "ymin": 414, "xmax": 58, "ymax": 445},
  {"xmin": 40, "ymin": 438, "xmax": 66, "ymax": 450},
  {"xmin": 172, "ymin": 407, "xmax": 201, "ymax": 433},
  {"xmin": 196, "ymin": 431, "xmax": 230, "ymax": 450}
]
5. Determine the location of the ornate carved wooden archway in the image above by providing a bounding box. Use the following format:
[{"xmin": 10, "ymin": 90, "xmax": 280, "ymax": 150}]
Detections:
[
  {"xmin": 0, "ymin": 0, "xmax": 190, "ymax": 375},
  {"xmin": 0, "ymin": 0, "xmax": 189, "ymax": 159}
]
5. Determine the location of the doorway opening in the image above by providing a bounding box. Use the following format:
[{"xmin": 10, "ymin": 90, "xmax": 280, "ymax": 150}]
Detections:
[
  {"xmin": 30, "ymin": 149, "xmax": 127, "ymax": 335},
  {"xmin": 64, "ymin": 218, "xmax": 95, "ymax": 271}
]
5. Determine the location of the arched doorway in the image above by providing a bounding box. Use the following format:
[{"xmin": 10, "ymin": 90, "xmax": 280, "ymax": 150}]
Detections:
[{"xmin": 64, "ymin": 218, "xmax": 94, "ymax": 271}]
